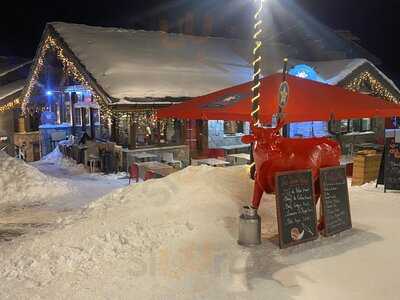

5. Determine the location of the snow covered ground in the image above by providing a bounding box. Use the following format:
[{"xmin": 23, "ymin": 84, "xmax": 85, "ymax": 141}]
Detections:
[
  {"xmin": 31, "ymin": 147, "xmax": 129, "ymax": 210},
  {"xmin": 0, "ymin": 159, "xmax": 400, "ymax": 300},
  {"xmin": 0, "ymin": 150, "xmax": 128, "ymax": 252}
]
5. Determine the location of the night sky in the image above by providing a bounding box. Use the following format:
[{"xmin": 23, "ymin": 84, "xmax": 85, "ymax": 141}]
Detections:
[{"xmin": 1, "ymin": 0, "xmax": 399, "ymax": 80}]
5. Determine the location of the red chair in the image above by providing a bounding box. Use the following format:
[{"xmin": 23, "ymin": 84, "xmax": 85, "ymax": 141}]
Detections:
[
  {"xmin": 144, "ymin": 170, "xmax": 156, "ymax": 181},
  {"xmin": 128, "ymin": 163, "xmax": 139, "ymax": 184}
]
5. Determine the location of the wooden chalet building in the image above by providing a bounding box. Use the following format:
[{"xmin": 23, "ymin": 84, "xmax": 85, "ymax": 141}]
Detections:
[
  {"xmin": 19, "ymin": 22, "xmax": 400, "ymax": 166},
  {"xmin": 0, "ymin": 57, "xmax": 33, "ymax": 158}
]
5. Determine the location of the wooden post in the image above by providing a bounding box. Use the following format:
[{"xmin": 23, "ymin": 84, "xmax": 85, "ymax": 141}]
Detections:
[
  {"xmin": 89, "ymin": 108, "xmax": 96, "ymax": 140},
  {"xmin": 178, "ymin": 120, "xmax": 185, "ymax": 145},
  {"xmin": 71, "ymin": 92, "xmax": 77, "ymax": 135},
  {"xmin": 156, "ymin": 121, "xmax": 161, "ymax": 146},
  {"xmin": 128, "ymin": 113, "xmax": 137, "ymax": 150},
  {"xmin": 110, "ymin": 116, "xmax": 117, "ymax": 143}
]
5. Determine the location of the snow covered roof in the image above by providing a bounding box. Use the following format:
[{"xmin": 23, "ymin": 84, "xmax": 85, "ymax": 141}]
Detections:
[
  {"xmin": 43, "ymin": 22, "xmax": 399, "ymax": 104},
  {"xmin": 305, "ymin": 59, "xmax": 400, "ymax": 92},
  {"xmin": 269, "ymin": 58, "xmax": 400, "ymax": 95},
  {"xmin": 51, "ymin": 22, "xmax": 253, "ymax": 101},
  {"xmin": 0, "ymin": 57, "xmax": 31, "ymax": 77},
  {"xmin": 0, "ymin": 79, "xmax": 25, "ymax": 100}
]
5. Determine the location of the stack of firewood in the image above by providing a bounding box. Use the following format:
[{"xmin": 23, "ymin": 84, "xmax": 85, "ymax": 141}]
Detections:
[{"xmin": 352, "ymin": 150, "xmax": 382, "ymax": 186}]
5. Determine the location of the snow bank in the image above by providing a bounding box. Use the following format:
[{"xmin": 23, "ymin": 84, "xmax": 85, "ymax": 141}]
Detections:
[
  {"xmin": 0, "ymin": 151, "xmax": 70, "ymax": 205},
  {"xmin": 41, "ymin": 146, "xmax": 85, "ymax": 171},
  {"xmin": 0, "ymin": 165, "xmax": 252, "ymax": 297},
  {"xmin": 1, "ymin": 165, "xmax": 399, "ymax": 299}
]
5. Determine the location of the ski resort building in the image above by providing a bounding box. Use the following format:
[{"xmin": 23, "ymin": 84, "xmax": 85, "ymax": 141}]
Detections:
[
  {"xmin": 0, "ymin": 57, "xmax": 33, "ymax": 159},
  {"xmin": 19, "ymin": 22, "xmax": 400, "ymax": 167}
]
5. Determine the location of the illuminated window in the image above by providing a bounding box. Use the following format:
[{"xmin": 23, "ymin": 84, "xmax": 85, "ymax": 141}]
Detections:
[
  {"xmin": 361, "ymin": 118, "xmax": 372, "ymax": 131},
  {"xmin": 339, "ymin": 118, "xmax": 372, "ymax": 134}
]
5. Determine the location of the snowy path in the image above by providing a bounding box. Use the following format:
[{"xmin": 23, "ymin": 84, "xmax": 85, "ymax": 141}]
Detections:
[
  {"xmin": 0, "ymin": 154, "xmax": 129, "ymax": 245},
  {"xmin": 31, "ymin": 161, "xmax": 129, "ymax": 210}
]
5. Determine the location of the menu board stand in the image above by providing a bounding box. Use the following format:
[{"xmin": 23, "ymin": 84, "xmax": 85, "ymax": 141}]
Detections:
[
  {"xmin": 319, "ymin": 166, "xmax": 352, "ymax": 237},
  {"xmin": 275, "ymin": 170, "xmax": 318, "ymax": 249},
  {"xmin": 384, "ymin": 137, "xmax": 400, "ymax": 192},
  {"xmin": 376, "ymin": 149, "xmax": 385, "ymax": 189}
]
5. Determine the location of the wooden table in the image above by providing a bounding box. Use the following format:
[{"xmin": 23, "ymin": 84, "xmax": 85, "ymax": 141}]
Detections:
[
  {"xmin": 220, "ymin": 144, "xmax": 250, "ymax": 154},
  {"xmin": 123, "ymin": 150, "xmax": 159, "ymax": 171},
  {"xmin": 196, "ymin": 158, "xmax": 230, "ymax": 167},
  {"xmin": 130, "ymin": 152, "xmax": 159, "ymax": 161},
  {"xmin": 227, "ymin": 153, "xmax": 250, "ymax": 165},
  {"xmin": 136, "ymin": 161, "xmax": 175, "ymax": 178}
]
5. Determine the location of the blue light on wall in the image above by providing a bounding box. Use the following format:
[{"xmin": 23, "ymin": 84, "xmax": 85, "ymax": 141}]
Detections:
[
  {"xmin": 46, "ymin": 91, "xmax": 53, "ymax": 96},
  {"xmin": 288, "ymin": 64, "xmax": 326, "ymax": 83}
]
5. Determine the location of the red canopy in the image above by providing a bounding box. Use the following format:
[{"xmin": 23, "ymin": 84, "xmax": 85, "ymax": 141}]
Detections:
[{"xmin": 157, "ymin": 73, "xmax": 400, "ymax": 123}]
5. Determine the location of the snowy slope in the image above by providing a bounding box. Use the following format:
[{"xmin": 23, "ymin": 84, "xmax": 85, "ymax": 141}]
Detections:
[{"xmin": 1, "ymin": 165, "xmax": 400, "ymax": 299}]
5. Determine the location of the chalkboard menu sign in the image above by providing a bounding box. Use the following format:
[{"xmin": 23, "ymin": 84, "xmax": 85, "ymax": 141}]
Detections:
[
  {"xmin": 275, "ymin": 170, "xmax": 318, "ymax": 249},
  {"xmin": 319, "ymin": 166, "xmax": 352, "ymax": 237},
  {"xmin": 384, "ymin": 138, "xmax": 400, "ymax": 192}
]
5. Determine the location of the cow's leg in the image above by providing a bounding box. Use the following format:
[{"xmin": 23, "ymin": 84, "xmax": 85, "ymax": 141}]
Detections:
[{"xmin": 251, "ymin": 181, "xmax": 264, "ymax": 209}]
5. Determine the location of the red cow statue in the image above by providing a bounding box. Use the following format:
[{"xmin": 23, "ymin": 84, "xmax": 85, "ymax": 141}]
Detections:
[{"xmin": 242, "ymin": 121, "xmax": 341, "ymax": 230}]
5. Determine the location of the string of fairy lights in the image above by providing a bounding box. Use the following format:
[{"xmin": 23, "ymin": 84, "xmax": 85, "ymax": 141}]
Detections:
[
  {"xmin": 17, "ymin": 33, "xmax": 165, "ymax": 129},
  {"xmin": 345, "ymin": 71, "xmax": 399, "ymax": 103},
  {"xmin": 21, "ymin": 35, "xmax": 114, "ymax": 119},
  {"xmin": 251, "ymin": 0, "xmax": 263, "ymax": 127},
  {"xmin": 0, "ymin": 98, "xmax": 21, "ymax": 114},
  {"xmin": 3, "ymin": 26, "xmax": 397, "ymax": 132}
]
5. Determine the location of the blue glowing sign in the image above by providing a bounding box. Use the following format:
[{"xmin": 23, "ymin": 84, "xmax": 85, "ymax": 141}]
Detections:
[{"xmin": 289, "ymin": 64, "xmax": 326, "ymax": 83}]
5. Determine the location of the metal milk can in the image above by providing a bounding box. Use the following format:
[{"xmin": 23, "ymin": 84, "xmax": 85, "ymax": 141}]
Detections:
[{"xmin": 238, "ymin": 206, "xmax": 261, "ymax": 246}]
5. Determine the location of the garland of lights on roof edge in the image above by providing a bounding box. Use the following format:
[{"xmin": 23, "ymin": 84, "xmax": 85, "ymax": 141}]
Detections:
[
  {"xmin": 21, "ymin": 35, "xmax": 114, "ymax": 118},
  {"xmin": 18, "ymin": 34, "xmax": 162, "ymax": 128},
  {"xmin": 0, "ymin": 98, "xmax": 21, "ymax": 113},
  {"xmin": 345, "ymin": 71, "xmax": 398, "ymax": 103}
]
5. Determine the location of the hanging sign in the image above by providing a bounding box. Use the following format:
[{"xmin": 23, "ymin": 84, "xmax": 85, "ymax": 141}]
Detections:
[
  {"xmin": 275, "ymin": 169, "xmax": 318, "ymax": 249},
  {"xmin": 278, "ymin": 81, "xmax": 289, "ymax": 109}
]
